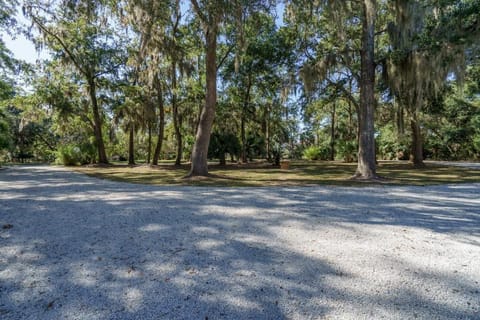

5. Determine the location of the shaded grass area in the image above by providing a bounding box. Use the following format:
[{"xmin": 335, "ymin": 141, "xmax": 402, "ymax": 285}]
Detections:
[{"xmin": 71, "ymin": 160, "xmax": 480, "ymax": 187}]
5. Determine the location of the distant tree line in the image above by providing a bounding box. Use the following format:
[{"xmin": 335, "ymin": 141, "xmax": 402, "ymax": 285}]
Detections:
[{"xmin": 0, "ymin": 0, "xmax": 479, "ymax": 178}]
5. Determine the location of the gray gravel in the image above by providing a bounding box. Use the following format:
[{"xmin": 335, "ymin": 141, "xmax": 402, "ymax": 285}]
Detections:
[
  {"xmin": 0, "ymin": 165, "xmax": 479, "ymax": 320},
  {"xmin": 425, "ymin": 161, "xmax": 480, "ymax": 170}
]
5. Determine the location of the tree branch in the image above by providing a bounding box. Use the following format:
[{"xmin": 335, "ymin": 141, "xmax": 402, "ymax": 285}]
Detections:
[
  {"xmin": 190, "ymin": 0, "xmax": 207, "ymax": 25},
  {"xmin": 326, "ymin": 78, "xmax": 360, "ymax": 111},
  {"xmin": 34, "ymin": 132, "xmax": 56, "ymax": 151},
  {"xmin": 29, "ymin": 14, "xmax": 87, "ymax": 76},
  {"xmin": 216, "ymin": 43, "xmax": 235, "ymax": 71},
  {"xmin": 94, "ymin": 63, "xmax": 123, "ymax": 78}
]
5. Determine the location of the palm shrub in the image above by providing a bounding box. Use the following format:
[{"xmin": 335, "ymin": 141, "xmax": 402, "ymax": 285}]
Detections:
[
  {"xmin": 337, "ymin": 140, "xmax": 357, "ymax": 162},
  {"xmin": 56, "ymin": 142, "xmax": 96, "ymax": 165},
  {"xmin": 377, "ymin": 125, "xmax": 409, "ymax": 160},
  {"xmin": 303, "ymin": 145, "xmax": 330, "ymax": 160},
  {"xmin": 56, "ymin": 145, "xmax": 81, "ymax": 165}
]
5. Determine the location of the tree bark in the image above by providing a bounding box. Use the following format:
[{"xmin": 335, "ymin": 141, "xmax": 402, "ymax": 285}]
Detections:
[
  {"xmin": 330, "ymin": 102, "xmax": 336, "ymax": 161},
  {"xmin": 241, "ymin": 76, "xmax": 251, "ymax": 163},
  {"xmin": 187, "ymin": 25, "xmax": 218, "ymax": 177},
  {"xmin": 87, "ymin": 78, "xmax": 108, "ymax": 164},
  {"xmin": 147, "ymin": 124, "xmax": 152, "ymax": 164},
  {"xmin": 219, "ymin": 151, "xmax": 226, "ymax": 166},
  {"xmin": 174, "ymin": 114, "xmax": 183, "ymax": 166},
  {"xmin": 396, "ymin": 97, "xmax": 405, "ymax": 136},
  {"xmin": 354, "ymin": 0, "xmax": 378, "ymax": 179},
  {"xmin": 262, "ymin": 106, "xmax": 270, "ymax": 161},
  {"xmin": 345, "ymin": 97, "xmax": 355, "ymax": 163},
  {"xmin": 128, "ymin": 124, "xmax": 135, "ymax": 165},
  {"xmin": 410, "ymin": 112, "xmax": 424, "ymax": 167},
  {"xmin": 264, "ymin": 104, "xmax": 271, "ymax": 161},
  {"xmin": 172, "ymin": 62, "xmax": 183, "ymax": 166},
  {"xmin": 152, "ymin": 78, "xmax": 165, "ymax": 166},
  {"xmin": 241, "ymin": 115, "xmax": 246, "ymax": 163}
]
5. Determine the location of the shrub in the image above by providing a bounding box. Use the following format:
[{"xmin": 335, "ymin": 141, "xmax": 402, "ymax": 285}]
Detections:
[
  {"xmin": 377, "ymin": 125, "xmax": 409, "ymax": 160},
  {"xmin": 208, "ymin": 131, "xmax": 241, "ymax": 164},
  {"xmin": 56, "ymin": 145, "xmax": 81, "ymax": 166},
  {"xmin": 303, "ymin": 146, "xmax": 330, "ymax": 160},
  {"xmin": 337, "ymin": 140, "xmax": 357, "ymax": 162},
  {"xmin": 55, "ymin": 143, "xmax": 96, "ymax": 166}
]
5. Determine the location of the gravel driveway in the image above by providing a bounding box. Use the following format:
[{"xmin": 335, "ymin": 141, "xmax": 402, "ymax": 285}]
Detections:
[{"xmin": 1, "ymin": 165, "xmax": 479, "ymax": 320}]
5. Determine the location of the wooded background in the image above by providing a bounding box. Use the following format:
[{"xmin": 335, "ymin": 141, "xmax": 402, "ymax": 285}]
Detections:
[{"xmin": 0, "ymin": 0, "xmax": 479, "ymax": 178}]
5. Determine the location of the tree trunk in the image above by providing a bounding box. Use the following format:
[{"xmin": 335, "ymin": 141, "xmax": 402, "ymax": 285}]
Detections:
[
  {"xmin": 330, "ymin": 102, "xmax": 336, "ymax": 161},
  {"xmin": 194, "ymin": 55, "xmax": 203, "ymax": 138},
  {"xmin": 354, "ymin": 0, "xmax": 378, "ymax": 179},
  {"xmin": 410, "ymin": 112, "xmax": 424, "ymax": 167},
  {"xmin": 241, "ymin": 115, "xmax": 246, "ymax": 163},
  {"xmin": 152, "ymin": 115, "xmax": 165, "ymax": 166},
  {"xmin": 87, "ymin": 78, "xmax": 108, "ymax": 164},
  {"xmin": 219, "ymin": 152, "xmax": 226, "ymax": 166},
  {"xmin": 147, "ymin": 124, "xmax": 152, "ymax": 164},
  {"xmin": 128, "ymin": 124, "xmax": 135, "ymax": 165},
  {"xmin": 174, "ymin": 113, "xmax": 183, "ymax": 166},
  {"xmin": 172, "ymin": 61, "xmax": 183, "ymax": 166},
  {"xmin": 187, "ymin": 25, "xmax": 217, "ymax": 177},
  {"xmin": 152, "ymin": 78, "xmax": 165, "ymax": 166},
  {"xmin": 264, "ymin": 104, "xmax": 271, "ymax": 161},
  {"xmin": 396, "ymin": 97, "xmax": 405, "ymax": 136},
  {"xmin": 241, "ymin": 77, "xmax": 251, "ymax": 163}
]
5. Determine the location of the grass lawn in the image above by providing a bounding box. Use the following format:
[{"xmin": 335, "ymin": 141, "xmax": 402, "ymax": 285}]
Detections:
[{"xmin": 71, "ymin": 160, "xmax": 480, "ymax": 187}]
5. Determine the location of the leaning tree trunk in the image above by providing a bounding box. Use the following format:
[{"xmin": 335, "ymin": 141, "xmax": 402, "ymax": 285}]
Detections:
[
  {"xmin": 354, "ymin": 0, "xmax": 378, "ymax": 179},
  {"xmin": 410, "ymin": 111, "xmax": 424, "ymax": 167},
  {"xmin": 152, "ymin": 78, "xmax": 165, "ymax": 166},
  {"xmin": 128, "ymin": 124, "xmax": 135, "ymax": 165},
  {"xmin": 87, "ymin": 78, "xmax": 108, "ymax": 164},
  {"xmin": 187, "ymin": 25, "xmax": 218, "ymax": 177},
  {"xmin": 174, "ymin": 111, "xmax": 183, "ymax": 166}
]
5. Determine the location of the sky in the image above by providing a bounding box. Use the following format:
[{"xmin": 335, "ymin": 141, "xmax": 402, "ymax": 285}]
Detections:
[
  {"xmin": 2, "ymin": 6, "xmax": 49, "ymax": 65},
  {"xmin": 3, "ymin": 32, "xmax": 46, "ymax": 64},
  {"xmin": 3, "ymin": 2, "xmax": 286, "ymax": 65}
]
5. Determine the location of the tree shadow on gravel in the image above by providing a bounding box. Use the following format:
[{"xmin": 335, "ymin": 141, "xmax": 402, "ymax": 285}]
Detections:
[{"xmin": 0, "ymin": 166, "xmax": 479, "ymax": 319}]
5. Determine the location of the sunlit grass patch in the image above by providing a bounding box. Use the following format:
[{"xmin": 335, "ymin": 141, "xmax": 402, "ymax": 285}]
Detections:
[{"xmin": 71, "ymin": 160, "xmax": 480, "ymax": 187}]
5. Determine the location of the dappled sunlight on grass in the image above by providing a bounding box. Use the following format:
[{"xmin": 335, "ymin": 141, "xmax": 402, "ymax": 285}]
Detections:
[
  {"xmin": 72, "ymin": 160, "xmax": 480, "ymax": 187},
  {"xmin": 377, "ymin": 162, "xmax": 480, "ymax": 185}
]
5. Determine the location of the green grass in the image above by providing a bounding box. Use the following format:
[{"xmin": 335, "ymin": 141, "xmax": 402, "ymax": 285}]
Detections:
[{"xmin": 71, "ymin": 160, "xmax": 480, "ymax": 187}]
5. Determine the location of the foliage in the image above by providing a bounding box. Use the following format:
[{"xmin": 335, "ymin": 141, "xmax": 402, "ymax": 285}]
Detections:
[
  {"xmin": 303, "ymin": 146, "xmax": 329, "ymax": 161},
  {"xmin": 0, "ymin": 0, "xmax": 478, "ymax": 177},
  {"xmin": 384, "ymin": 0, "xmax": 480, "ymax": 166},
  {"xmin": 423, "ymin": 84, "xmax": 480, "ymax": 160},
  {"xmin": 336, "ymin": 140, "xmax": 357, "ymax": 162},
  {"xmin": 0, "ymin": 111, "xmax": 10, "ymax": 152},
  {"xmin": 55, "ymin": 143, "xmax": 95, "ymax": 166},
  {"xmin": 55, "ymin": 145, "xmax": 81, "ymax": 166},
  {"xmin": 0, "ymin": 101, "xmax": 57, "ymax": 163},
  {"xmin": 24, "ymin": 0, "xmax": 128, "ymax": 164},
  {"xmin": 208, "ymin": 131, "xmax": 241, "ymax": 164},
  {"xmin": 377, "ymin": 124, "xmax": 410, "ymax": 160}
]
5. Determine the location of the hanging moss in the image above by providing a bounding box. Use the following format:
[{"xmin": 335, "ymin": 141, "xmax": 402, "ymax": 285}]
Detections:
[{"xmin": 386, "ymin": 0, "xmax": 468, "ymax": 114}]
